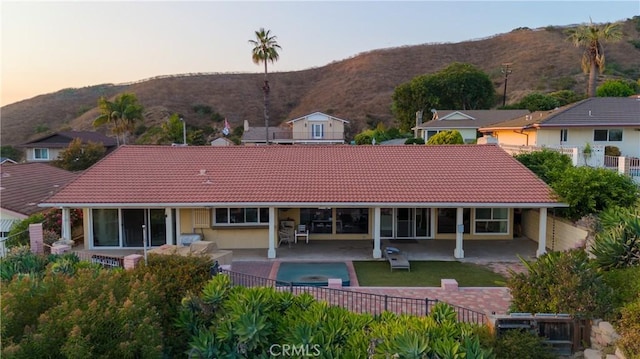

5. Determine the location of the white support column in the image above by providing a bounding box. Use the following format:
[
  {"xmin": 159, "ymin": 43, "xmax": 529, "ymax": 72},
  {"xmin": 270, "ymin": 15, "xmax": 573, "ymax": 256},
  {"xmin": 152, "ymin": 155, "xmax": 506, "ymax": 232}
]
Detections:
[
  {"xmin": 537, "ymin": 208, "xmax": 548, "ymax": 257},
  {"xmin": 454, "ymin": 207, "xmax": 465, "ymax": 259},
  {"xmin": 268, "ymin": 207, "xmax": 276, "ymax": 258},
  {"xmin": 165, "ymin": 208, "xmax": 174, "ymax": 245},
  {"xmin": 373, "ymin": 207, "xmax": 382, "ymax": 258},
  {"xmin": 618, "ymin": 156, "xmax": 627, "ymax": 175},
  {"xmin": 61, "ymin": 207, "xmax": 71, "ymax": 242}
]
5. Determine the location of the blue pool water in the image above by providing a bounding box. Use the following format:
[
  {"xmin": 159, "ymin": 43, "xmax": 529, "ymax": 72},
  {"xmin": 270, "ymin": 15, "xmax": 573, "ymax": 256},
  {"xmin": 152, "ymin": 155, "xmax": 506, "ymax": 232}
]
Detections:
[{"xmin": 276, "ymin": 262, "xmax": 350, "ymax": 287}]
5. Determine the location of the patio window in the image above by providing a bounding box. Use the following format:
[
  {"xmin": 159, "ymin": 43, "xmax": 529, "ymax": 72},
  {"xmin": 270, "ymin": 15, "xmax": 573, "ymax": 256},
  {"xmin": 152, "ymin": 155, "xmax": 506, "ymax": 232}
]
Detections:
[
  {"xmin": 594, "ymin": 129, "xmax": 622, "ymax": 142},
  {"xmin": 474, "ymin": 208, "xmax": 509, "ymax": 234},
  {"xmin": 214, "ymin": 208, "xmax": 269, "ymax": 226},
  {"xmin": 426, "ymin": 130, "xmax": 441, "ymax": 140},
  {"xmin": 34, "ymin": 148, "xmax": 49, "ymax": 160},
  {"xmin": 437, "ymin": 208, "xmax": 470, "ymax": 234},
  {"xmin": 336, "ymin": 208, "xmax": 369, "ymax": 234},
  {"xmin": 300, "ymin": 208, "xmax": 333, "ymax": 233},
  {"xmin": 92, "ymin": 209, "xmax": 119, "ymax": 247}
]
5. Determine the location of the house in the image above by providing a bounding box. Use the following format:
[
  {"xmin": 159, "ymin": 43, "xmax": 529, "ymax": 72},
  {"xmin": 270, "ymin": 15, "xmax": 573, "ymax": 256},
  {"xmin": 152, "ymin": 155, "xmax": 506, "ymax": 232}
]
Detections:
[
  {"xmin": 0, "ymin": 163, "xmax": 78, "ymax": 244},
  {"xmin": 211, "ymin": 137, "xmax": 235, "ymax": 146},
  {"xmin": 241, "ymin": 112, "xmax": 349, "ymax": 145},
  {"xmin": 478, "ymin": 97, "xmax": 640, "ymax": 157},
  {"xmin": 40, "ymin": 145, "xmax": 564, "ymax": 259},
  {"xmin": 0, "ymin": 157, "xmax": 17, "ymax": 165},
  {"xmin": 413, "ymin": 110, "xmax": 529, "ymax": 143},
  {"xmin": 18, "ymin": 131, "xmax": 117, "ymax": 162}
]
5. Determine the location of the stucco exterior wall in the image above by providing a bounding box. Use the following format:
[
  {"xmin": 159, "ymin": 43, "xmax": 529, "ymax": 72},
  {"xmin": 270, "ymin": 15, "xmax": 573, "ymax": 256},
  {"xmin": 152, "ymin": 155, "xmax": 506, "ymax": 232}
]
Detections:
[
  {"xmin": 537, "ymin": 128, "xmax": 639, "ymax": 158},
  {"xmin": 494, "ymin": 129, "xmax": 537, "ymax": 146},
  {"xmin": 26, "ymin": 148, "xmax": 63, "ymax": 162},
  {"xmin": 291, "ymin": 114, "xmax": 345, "ymax": 141},
  {"xmin": 522, "ymin": 209, "xmax": 588, "ymax": 251}
]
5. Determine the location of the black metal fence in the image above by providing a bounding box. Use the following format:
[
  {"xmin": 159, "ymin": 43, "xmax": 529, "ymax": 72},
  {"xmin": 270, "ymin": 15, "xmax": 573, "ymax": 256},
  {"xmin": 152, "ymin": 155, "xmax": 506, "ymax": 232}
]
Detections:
[
  {"xmin": 218, "ymin": 268, "xmax": 487, "ymax": 324},
  {"xmin": 74, "ymin": 251, "xmax": 124, "ymax": 269}
]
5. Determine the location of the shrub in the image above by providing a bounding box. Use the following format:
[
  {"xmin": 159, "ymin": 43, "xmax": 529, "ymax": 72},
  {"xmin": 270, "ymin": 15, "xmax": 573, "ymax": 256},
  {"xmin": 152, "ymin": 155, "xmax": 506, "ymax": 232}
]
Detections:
[
  {"xmin": 602, "ymin": 266, "xmax": 640, "ymax": 313},
  {"xmin": 617, "ymin": 297, "xmax": 640, "ymax": 358},
  {"xmin": 404, "ymin": 137, "xmax": 425, "ymax": 145},
  {"xmin": 552, "ymin": 167, "xmax": 639, "ymax": 220},
  {"xmin": 514, "ymin": 149, "xmax": 573, "ymax": 184},
  {"xmin": 591, "ymin": 207, "xmax": 640, "ymax": 271},
  {"xmin": 517, "ymin": 92, "xmax": 560, "ymax": 111},
  {"xmin": 426, "ymin": 130, "xmax": 464, "ymax": 145},
  {"xmin": 492, "ymin": 330, "xmax": 556, "ymax": 359},
  {"xmin": 5, "ymin": 214, "xmax": 44, "ymax": 248},
  {"xmin": 132, "ymin": 254, "xmax": 213, "ymax": 357},
  {"xmin": 507, "ymin": 249, "xmax": 612, "ymax": 318},
  {"xmin": 596, "ymin": 79, "xmax": 636, "ymax": 97}
]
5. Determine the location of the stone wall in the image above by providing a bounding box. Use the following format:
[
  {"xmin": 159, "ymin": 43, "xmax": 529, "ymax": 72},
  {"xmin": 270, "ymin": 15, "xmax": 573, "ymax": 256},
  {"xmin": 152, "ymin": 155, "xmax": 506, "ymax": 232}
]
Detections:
[{"xmin": 585, "ymin": 320, "xmax": 626, "ymax": 359}]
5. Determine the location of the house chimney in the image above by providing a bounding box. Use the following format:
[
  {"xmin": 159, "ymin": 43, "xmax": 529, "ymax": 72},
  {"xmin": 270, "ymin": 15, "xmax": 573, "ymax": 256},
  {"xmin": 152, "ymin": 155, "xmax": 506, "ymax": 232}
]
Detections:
[{"xmin": 244, "ymin": 120, "xmax": 250, "ymax": 131}]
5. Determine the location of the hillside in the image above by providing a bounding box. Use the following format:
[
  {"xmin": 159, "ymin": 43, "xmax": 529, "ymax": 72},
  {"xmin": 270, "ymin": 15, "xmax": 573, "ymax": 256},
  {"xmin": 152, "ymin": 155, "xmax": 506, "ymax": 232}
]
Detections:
[{"xmin": 2, "ymin": 18, "xmax": 639, "ymax": 146}]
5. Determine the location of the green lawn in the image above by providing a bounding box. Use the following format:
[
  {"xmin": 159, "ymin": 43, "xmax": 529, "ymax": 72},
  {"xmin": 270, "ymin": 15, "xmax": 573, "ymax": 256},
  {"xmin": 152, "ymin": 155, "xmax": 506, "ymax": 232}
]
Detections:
[{"xmin": 353, "ymin": 261, "xmax": 506, "ymax": 287}]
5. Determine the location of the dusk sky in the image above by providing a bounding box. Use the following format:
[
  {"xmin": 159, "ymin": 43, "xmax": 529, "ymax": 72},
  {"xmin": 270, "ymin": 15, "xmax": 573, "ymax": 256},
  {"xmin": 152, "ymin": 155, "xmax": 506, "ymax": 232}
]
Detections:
[{"xmin": 2, "ymin": 1, "xmax": 638, "ymax": 107}]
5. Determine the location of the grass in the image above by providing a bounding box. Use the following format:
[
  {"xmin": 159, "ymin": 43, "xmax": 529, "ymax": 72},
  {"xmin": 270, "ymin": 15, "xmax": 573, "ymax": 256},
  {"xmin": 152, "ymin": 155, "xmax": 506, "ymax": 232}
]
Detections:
[{"xmin": 353, "ymin": 261, "xmax": 507, "ymax": 287}]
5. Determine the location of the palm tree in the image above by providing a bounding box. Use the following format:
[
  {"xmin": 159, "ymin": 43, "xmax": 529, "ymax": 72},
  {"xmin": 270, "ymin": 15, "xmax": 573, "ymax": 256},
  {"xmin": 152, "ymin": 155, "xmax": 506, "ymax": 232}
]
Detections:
[
  {"xmin": 566, "ymin": 20, "xmax": 623, "ymax": 97},
  {"xmin": 93, "ymin": 93, "xmax": 144, "ymax": 145},
  {"xmin": 249, "ymin": 28, "xmax": 281, "ymax": 145}
]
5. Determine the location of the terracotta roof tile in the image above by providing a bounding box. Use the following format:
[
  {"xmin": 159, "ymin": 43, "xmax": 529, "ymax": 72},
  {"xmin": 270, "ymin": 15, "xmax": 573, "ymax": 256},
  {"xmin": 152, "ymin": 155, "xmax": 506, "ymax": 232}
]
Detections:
[
  {"xmin": 42, "ymin": 145, "xmax": 559, "ymax": 206},
  {"xmin": 1, "ymin": 163, "xmax": 79, "ymax": 215}
]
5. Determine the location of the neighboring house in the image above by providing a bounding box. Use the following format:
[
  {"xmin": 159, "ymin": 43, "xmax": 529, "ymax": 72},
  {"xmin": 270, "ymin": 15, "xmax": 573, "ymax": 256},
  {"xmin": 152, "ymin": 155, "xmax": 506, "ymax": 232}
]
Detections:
[
  {"xmin": 0, "ymin": 157, "xmax": 17, "ymax": 165},
  {"xmin": 41, "ymin": 145, "xmax": 564, "ymax": 259},
  {"xmin": 211, "ymin": 137, "xmax": 235, "ymax": 146},
  {"xmin": 479, "ymin": 97, "xmax": 640, "ymax": 157},
  {"xmin": 18, "ymin": 131, "xmax": 117, "ymax": 162},
  {"xmin": 414, "ymin": 110, "xmax": 529, "ymax": 143},
  {"xmin": 0, "ymin": 163, "xmax": 78, "ymax": 245},
  {"xmin": 241, "ymin": 112, "xmax": 349, "ymax": 145}
]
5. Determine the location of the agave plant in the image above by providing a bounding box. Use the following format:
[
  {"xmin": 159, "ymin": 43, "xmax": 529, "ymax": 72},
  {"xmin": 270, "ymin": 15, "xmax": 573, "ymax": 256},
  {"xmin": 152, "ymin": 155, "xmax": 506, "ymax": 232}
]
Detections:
[{"xmin": 591, "ymin": 214, "xmax": 640, "ymax": 270}]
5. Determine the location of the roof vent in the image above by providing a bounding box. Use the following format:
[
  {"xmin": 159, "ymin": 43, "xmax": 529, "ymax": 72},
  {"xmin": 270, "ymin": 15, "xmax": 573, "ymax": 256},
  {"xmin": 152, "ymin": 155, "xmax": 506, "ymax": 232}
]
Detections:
[
  {"xmin": 589, "ymin": 110, "xmax": 592, "ymax": 117},
  {"xmin": 198, "ymin": 169, "xmax": 207, "ymax": 176}
]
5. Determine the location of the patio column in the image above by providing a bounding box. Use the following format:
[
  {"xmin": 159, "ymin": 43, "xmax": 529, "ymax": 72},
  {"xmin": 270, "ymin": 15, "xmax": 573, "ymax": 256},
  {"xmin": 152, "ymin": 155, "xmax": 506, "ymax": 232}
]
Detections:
[
  {"xmin": 454, "ymin": 207, "xmax": 465, "ymax": 259},
  {"xmin": 61, "ymin": 207, "xmax": 71, "ymax": 242},
  {"xmin": 372, "ymin": 207, "xmax": 382, "ymax": 258},
  {"xmin": 165, "ymin": 208, "xmax": 174, "ymax": 245},
  {"xmin": 268, "ymin": 207, "xmax": 276, "ymax": 258},
  {"xmin": 537, "ymin": 208, "xmax": 548, "ymax": 257}
]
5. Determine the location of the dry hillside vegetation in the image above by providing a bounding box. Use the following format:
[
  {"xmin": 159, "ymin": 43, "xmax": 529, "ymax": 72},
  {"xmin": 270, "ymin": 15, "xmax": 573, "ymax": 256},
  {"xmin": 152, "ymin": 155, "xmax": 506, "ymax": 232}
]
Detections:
[{"xmin": 2, "ymin": 18, "xmax": 639, "ymax": 146}]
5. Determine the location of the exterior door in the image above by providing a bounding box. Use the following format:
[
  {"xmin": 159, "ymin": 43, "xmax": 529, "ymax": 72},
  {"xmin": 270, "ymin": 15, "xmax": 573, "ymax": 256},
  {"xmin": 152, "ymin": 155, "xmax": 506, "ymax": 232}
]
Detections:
[{"xmin": 396, "ymin": 208, "xmax": 415, "ymax": 238}]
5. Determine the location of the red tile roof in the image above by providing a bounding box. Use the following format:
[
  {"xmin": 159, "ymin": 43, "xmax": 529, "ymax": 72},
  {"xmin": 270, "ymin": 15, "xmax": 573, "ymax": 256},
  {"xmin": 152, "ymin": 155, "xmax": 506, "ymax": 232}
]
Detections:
[
  {"xmin": 1, "ymin": 163, "xmax": 79, "ymax": 216},
  {"xmin": 41, "ymin": 145, "xmax": 559, "ymax": 207}
]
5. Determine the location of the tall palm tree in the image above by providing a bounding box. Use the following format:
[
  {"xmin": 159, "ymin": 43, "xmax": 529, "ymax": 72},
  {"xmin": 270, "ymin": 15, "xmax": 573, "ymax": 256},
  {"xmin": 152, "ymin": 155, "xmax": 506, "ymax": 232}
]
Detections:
[
  {"xmin": 249, "ymin": 28, "xmax": 281, "ymax": 145},
  {"xmin": 93, "ymin": 93, "xmax": 144, "ymax": 145},
  {"xmin": 566, "ymin": 20, "xmax": 622, "ymax": 97}
]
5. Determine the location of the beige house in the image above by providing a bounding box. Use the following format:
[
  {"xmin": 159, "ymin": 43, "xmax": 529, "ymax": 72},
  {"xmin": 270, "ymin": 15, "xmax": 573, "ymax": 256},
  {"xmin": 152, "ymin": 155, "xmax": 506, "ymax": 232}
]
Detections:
[
  {"xmin": 241, "ymin": 112, "xmax": 349, "ymax": 145},
  {"xmin": 479, "ymin": 97, "xmax": 640, "ymax": 158},
  {"xmin": 18, "ymin": 131, "xmax": 117, "ymax": 162},
  {"xmin": 41, "ymin": 145, "xmax": 564, "ymax": 260}
]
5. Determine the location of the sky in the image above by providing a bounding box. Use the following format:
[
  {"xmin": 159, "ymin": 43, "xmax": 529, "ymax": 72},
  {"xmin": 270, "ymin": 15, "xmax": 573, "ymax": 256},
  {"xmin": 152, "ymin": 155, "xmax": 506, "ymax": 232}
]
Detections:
[{"xmin": 1, "ymin": 1, "xmax": 638, "ymax": 107}]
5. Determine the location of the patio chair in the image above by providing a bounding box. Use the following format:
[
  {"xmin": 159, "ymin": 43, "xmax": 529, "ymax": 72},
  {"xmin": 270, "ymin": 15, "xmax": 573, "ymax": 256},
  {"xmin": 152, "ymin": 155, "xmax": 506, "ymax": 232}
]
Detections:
[
  {"xmin": 383, "ymin": 246, "xmax": 410, "ymax": 272},
  {"xmin": 295, "ymin": 224, "xmax": 309, "ymax": 244},
  {"xmin": 279, "ymin": 229, "xmax": 294, "ymax": 248}
]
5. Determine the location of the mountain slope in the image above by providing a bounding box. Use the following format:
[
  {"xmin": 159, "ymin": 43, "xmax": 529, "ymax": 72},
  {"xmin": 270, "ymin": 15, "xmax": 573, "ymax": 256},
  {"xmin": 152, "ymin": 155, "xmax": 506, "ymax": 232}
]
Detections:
[{"xmin": 2, "ymin": 18, "xmax": 639, "ymax": 146}]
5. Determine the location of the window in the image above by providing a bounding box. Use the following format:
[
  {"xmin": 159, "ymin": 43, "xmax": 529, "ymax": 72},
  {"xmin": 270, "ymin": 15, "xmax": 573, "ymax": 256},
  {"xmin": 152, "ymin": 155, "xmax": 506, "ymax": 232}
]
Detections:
[
  {"xmin": 437, "ymin": 208, "xmax": 470, "ymax": 234},
  {"xmin": 594, "ymin": 129, "xmax": 623, "ymax": 142},
  {"xmin": 92, "ymin": 209, "xmax": 119, "ymax": 247},
  {"xmin": 34, "ymin": 148, "xmax": 49, "ymax": 160},
  {"xmin": 214, "ymin": 208, "xmax": 269, "ymax": 225},
  {"xmin": 336, "ymin": 208, "xmax": 369, "ymax": 234},
  {"xmin": 560, "ymin": 129, "xmax": 568, "ymax": 142},
  {"xmin": 312, "ymin": 124, "xmax": 324, "ymax": 139},
  {"xmin": 474, "ymin": 208, "xmax": 509, "ymax": 234},
  {"xmin": 300, "ymin": 208, "xmax": 332, "ymax": 233}
]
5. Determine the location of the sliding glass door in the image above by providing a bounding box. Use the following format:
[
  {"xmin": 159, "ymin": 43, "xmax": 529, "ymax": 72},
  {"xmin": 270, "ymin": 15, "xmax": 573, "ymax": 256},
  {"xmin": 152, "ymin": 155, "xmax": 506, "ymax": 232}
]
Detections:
[
  {"xmin": 92, "ymin": 208, "xmax": 167, "ymax": 248},
  {"xmin": 380, "ymin": 208, "xmax": 432, "ymax": 239}
]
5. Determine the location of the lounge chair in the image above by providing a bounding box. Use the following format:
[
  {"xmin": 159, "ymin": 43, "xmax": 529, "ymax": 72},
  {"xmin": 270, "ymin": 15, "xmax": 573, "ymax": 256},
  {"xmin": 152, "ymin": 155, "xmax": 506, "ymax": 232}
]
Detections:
[{"xmin": 383, "ymin": 246, "xmax": 410, "ymax": 272}]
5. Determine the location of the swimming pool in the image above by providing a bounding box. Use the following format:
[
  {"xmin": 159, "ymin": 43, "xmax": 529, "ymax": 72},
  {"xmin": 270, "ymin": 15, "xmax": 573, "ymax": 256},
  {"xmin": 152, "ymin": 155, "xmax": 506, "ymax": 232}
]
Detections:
[{"xmin": 276, "ymin": 262, "xmax": 350, "ymax": 287}]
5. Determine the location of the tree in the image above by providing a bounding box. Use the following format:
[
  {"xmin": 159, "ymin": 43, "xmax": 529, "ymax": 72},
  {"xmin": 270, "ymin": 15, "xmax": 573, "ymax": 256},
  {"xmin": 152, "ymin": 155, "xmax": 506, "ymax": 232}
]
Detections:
[
  {"xmin": 426, "ymin": 130, "xmax": 464, "ymax": 145},
  {"xmin": 249, "ymin": 28, "xmax": 281, "ymax": 145},
  {"xmin": 93, "ymin": 93, "xmax": 144, "ymax": 145},
  {"xmin": 0, "ymin": 145, "xmax": 22, "ymax": 162},
  {"xmin": 52, "ymin": 138, "xmax": 106, "ymax": 171},
  {"xmin": 566, "ymin": 20, "xmax": 623, "ymax": 97},
  {"xmin": 514, "ymin": 149, "xmax": 573, "ymax": 184},
  {"xmin": 516, "ymin": 92, "xmax": 560, "ymax": 111},
  {"xmin": 161, "ymin": 114, "xmax": 186, "ymax": 144},
  {"xmin": 392, "ymin": 63, "xmax": 495, "ymax": 131},
  {"xmin": 596, "ymin": 79, "xmax": 636, "ymax": 97}
]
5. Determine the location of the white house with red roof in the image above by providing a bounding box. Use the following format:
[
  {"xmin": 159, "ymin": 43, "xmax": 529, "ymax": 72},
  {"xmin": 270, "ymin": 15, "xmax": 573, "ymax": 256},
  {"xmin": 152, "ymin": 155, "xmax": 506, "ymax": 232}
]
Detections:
[{"xmin": 40, "ymin": 145, "xmax": 565, "ymax": 259}]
